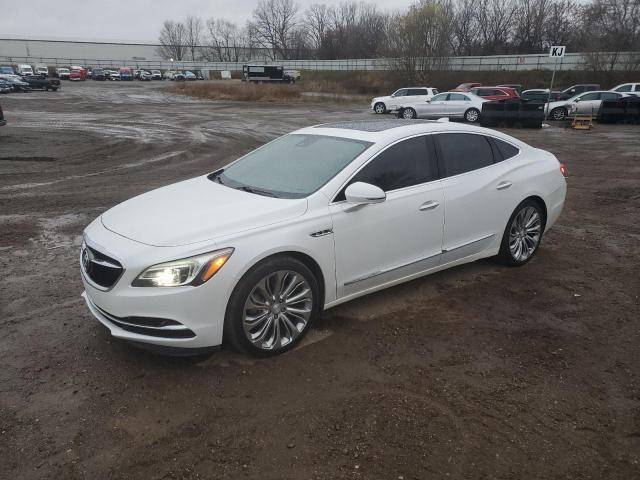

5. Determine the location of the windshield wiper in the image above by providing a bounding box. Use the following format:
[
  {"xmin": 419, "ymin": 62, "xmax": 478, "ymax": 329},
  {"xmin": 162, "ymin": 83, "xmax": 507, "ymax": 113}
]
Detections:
[{"xmin": 238, "ymin": 185, "xmax": 278, "ymax": 198}]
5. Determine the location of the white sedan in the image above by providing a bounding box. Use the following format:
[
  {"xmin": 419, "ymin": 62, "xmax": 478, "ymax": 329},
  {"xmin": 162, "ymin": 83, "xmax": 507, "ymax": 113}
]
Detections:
[
  {"xmin": 371, "ymin": 87, "xmax": 439, "ymax": 114},
  {"xmin": 397, "ymin": 92, "xmax": 487, "ymax": 122},
  {"xmin": 545, "ymin": 91, "xmax": 627, "ymax": 120},
  {"xmin": 80, "ymin": 120, "xmax": 566, "ymax": 357}
]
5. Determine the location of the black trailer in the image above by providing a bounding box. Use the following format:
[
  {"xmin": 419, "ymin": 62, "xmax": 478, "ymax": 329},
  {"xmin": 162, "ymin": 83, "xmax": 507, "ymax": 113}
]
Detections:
[{"xmin": 242, "ymin": 65, "xmax": 289, "ymax": 83}]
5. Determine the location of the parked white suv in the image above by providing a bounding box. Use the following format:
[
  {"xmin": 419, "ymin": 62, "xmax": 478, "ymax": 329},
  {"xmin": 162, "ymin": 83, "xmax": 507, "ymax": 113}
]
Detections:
[
  {"xmin": 371, "ymin": 87, "xmax": 439, "ymax": 114},
  {"xmin": 610, "ymin": 83, "xmax": 640, "ymax": 95}
]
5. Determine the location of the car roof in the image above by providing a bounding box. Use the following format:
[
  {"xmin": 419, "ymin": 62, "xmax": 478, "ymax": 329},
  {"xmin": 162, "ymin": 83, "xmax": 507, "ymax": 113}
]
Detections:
[{"xmin": 294, "ymin": 119, "xmax": 521, "ymax": 145}]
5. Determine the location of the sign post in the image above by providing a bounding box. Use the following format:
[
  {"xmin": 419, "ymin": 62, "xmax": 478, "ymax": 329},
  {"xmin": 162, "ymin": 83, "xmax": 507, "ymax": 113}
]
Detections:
[{"xmin": 547, "ymin": 46, "xmax": 566, "ymax": 118}]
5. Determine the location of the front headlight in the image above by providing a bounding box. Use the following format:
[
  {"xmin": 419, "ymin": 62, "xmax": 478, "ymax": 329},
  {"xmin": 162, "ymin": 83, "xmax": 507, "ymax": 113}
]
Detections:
[{"xmin": 132, "ymin": 248, "xmax": 234, "ymax": 287}]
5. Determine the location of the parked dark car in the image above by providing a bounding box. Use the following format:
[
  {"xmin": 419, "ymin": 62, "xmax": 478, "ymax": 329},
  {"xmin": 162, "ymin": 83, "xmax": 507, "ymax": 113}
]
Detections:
[
  {"xmin": 92, "ymin": 68, "xmax": 106, "ymax": 81},
  {"xmin": 0, "ymin": 79, "xmax": 12, "ymax": 94},
  {"xmin": 242, "ymin": 64, "xmax": 287, "ymax": 83},
  {"xmin": 562, "ymin": 84, "xmax": 600, "ymax": 96},
  {"xmin": 23, "ymin": 76, "xmax": 61, "ymax": 91},
  {"xmin": 0, "ymin": 103, "xmax": 6, "ymax": 126}
]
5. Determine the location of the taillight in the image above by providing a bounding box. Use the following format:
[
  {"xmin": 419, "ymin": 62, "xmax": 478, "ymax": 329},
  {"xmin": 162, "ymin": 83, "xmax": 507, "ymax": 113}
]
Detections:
[{"xmin": 560, "ymin": 163, "xmax": 567, "ymax": 176}]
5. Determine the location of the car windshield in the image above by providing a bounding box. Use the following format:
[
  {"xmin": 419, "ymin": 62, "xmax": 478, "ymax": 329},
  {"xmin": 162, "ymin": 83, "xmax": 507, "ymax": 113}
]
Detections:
[{"xmin": 212, "ymin": 134, "xmax": 373, "ymax": 199}]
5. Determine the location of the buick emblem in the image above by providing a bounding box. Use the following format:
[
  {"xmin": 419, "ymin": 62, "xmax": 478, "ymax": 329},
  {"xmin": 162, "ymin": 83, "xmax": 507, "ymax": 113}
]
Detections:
[{"xmin": 82, "ymin": 247, "xmax": 93, "ymax": 273}]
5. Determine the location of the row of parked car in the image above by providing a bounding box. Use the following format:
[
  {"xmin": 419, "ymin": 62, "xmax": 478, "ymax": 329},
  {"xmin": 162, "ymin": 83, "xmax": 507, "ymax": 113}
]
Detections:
[
  {"xmin": 0, "ymin": 64, "xmax": 61, "ymax": 93},
  {"xmin": 370, "ymin": 82, "xmax": 640, "ymax": 122}
]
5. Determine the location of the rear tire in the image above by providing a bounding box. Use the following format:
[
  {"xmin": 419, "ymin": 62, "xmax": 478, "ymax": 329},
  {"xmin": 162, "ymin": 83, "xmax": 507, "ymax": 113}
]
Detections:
[
  {"xmin": 464, "ymin": 108, "xmax": 480, "ymax": 123},
  {"xmin": 496, "ymin": 199, "xmax": 545, "ymax": 266},
  {"xmin": 224, "ymin": 256, "xmax": 320, "ymax": 357}
]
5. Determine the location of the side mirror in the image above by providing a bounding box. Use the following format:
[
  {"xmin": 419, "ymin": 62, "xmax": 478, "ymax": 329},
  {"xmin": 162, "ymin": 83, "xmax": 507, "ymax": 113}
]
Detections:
[{"xmin": 345, "ymin": 182, "xmax": 386, "ymax": 205}]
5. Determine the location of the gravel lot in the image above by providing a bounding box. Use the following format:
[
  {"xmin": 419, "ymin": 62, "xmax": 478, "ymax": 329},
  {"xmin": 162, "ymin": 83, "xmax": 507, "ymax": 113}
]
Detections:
[{"xmin": 1, "ymin": 81, "xmax": 639, "ymax": 480}]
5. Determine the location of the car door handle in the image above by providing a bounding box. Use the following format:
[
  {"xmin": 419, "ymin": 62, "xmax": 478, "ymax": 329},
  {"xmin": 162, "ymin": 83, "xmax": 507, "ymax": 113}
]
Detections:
[
  {"xmin": 496, "ymin": 181, "xmax": 513, "ymax": 190},
  {"xmin": 419, "ymin": 200, "xmax": 440, "ymax": 211}
]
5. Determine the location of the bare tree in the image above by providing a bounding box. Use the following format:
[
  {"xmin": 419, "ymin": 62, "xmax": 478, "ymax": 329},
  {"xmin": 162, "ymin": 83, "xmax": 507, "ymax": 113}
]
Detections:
[
  {"xmin": 474, "ymin": 0, "xmax": 517, "ymax": 54},
  {"xmin": 251, "ymin": 0, "xmax": 299, "ymax": 59},
  {"xmin": 580, "ymin": 0, "xmax": 640, "ymax": 70},
  {"xmin": 303, "ymin": 4, "xmax": 331, "ymax": 53},
  {"xmin": 450, "ymin": 0, "xmax": 479, "ymax": 55},
  {"xmin": 184, "ymin": 16, "xmax": 204, "ymax": 61},
  {"xmin": 387, "ymin": 0, "xmax": 454, "ymax": 83},
  {"xmin": 158, "ymin": 20, "xmax": 187, "ymax": 61},
  {"xmin": 206, "ymin": 19, "xmax": 246, "ymax": 61}
]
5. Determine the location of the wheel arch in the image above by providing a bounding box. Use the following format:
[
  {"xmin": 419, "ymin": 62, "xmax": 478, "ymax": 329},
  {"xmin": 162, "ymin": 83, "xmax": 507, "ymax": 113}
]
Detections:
[
  {"xmin": 233, "ymin": 250, "xmax": 327, "ymax": 312},
  {"xmin": 522, "ymin": 195, "xmax": 548, "ymax": 231}
]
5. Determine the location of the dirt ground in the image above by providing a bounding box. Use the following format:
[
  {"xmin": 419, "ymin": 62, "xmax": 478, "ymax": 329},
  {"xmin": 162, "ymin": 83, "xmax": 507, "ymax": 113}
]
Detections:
[{"xmin": 0, "ymin": 81, "xmax": 639, "ymax": 480}]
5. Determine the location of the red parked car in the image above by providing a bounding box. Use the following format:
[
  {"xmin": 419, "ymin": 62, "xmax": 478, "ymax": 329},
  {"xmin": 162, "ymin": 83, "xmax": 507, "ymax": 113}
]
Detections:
[
  {"xmin": 450, "ymin": 82, "xmax": 482, "ymax": 92},
  {"xmin": 69, "ymin": 66, "xmax": 87, "ymax": 81},
  {"xmin": 470, "ymin": 86, "xmax": 520, "ymax": 101}
]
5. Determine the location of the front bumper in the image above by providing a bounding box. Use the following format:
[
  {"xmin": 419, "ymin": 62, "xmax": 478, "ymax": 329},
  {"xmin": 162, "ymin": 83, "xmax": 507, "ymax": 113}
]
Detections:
[{"xmin": 80, "ymin": 221, "xmax": 234, "ymax": 350}]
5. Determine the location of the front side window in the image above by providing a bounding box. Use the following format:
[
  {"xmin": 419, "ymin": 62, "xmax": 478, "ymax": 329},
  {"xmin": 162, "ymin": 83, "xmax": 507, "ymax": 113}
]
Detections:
[
  {"xmin": 215, "ymin": 134, "xmax": 372, "ymax": 199},
  {"xmin": 335, "ymin": 136, "xmax": 438, "ymax": 201},
  {"xmin": 436, "ymin": 133, "xmax": 495, "ymax": 177},
  {"xmin": 431, "ymin": 93, "xmax": 449, "ymax": 101},
  {"xmin": 615, "ymin": 84, "xmax": 631, "ymax": 92},
  {"xmin": 393, "ymin": 89, "xmax": 408, "ymax": 97}
]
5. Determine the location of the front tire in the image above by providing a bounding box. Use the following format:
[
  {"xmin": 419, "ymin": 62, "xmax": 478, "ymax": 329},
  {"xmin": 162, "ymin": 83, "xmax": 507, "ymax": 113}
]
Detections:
[
  {"xmin": 224, "ymin": 256, "xmax": 320, "ymax": 357},
  {"xmin": 464, "ymin": 108, "xmax": 480, "ymax": 123},
  {"xmin": 374, "ymin": 102, "xmax": 386, "ymax": 114},
  {"xmin": 497, "ymin": 199, "xmax": 545, "ymax": 266},
  {"xmin": 550, "ymin": 107, "xmax": 567, "ymax": 121},
  {"xmin": 401, "ymin": 107, "xmax": 417, "ymax": 119}
]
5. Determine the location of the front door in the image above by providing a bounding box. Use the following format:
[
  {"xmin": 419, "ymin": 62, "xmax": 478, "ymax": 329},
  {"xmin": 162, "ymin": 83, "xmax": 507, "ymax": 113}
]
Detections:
[{"xmin": 329, "ymin": 135, "xmax": 444, "ymax": 299}]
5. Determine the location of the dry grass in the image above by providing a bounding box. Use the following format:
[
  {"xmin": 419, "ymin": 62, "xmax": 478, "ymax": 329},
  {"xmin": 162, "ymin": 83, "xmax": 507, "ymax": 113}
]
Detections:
[
  {"xmin": 166, "ymin": 79, "xmax": 370, "ymax": 104},
  {"xmin": 168, "ymin": 80, "xmax": 302, "ymax": 102}
]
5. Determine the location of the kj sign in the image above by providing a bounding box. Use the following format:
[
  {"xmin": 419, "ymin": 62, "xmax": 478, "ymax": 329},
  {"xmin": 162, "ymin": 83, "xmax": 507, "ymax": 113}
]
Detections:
[{"xmin": 549, "ymin": 46, "xmax": 566, "ymax": 58}]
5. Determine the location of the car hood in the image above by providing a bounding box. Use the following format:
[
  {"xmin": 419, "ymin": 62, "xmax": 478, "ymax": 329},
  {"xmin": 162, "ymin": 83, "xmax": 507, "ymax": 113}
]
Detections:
[
  {"xmin": 101, "ymin": 176, "xmax": 308, "ymax": 247},
  {"xmin": 372, "ymin": 95, "xmax": 392, "ymax": 104},
  {"xmin": 547, "ymin": 99, "xmax": 571, "ymax": 109}
]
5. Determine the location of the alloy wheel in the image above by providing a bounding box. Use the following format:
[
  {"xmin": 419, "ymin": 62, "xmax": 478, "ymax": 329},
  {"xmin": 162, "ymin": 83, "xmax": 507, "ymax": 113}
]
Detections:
[
  {"xmin": 465, "ymin": 108, "xmax": 479, "ymax": 122},
  {"xmin": 242, "ymin": 270, "xmax": 313, "ymax": 351},
  {"xmin": 552, "ymin": 108, "xmax": 566, "ymax": 120},
  {"xmin": 402, "ymin": 108, "xmax": 416, "ymax": 119},
  {"xmin": 374, "ymin": 103, "xmax": 385, "ymax": 114},
  {"xmin": 508, "ymin": 206, "xmax": 542, "ymax": 262}
]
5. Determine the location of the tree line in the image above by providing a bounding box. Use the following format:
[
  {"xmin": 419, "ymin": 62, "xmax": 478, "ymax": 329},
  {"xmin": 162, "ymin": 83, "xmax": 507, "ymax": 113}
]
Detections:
[{"xmin": 158, "ymin": 0, "xmax": 640, "ymax": 68}]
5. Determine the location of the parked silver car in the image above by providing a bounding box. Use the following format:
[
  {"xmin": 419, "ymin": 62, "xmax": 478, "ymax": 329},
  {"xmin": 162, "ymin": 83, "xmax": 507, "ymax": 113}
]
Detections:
[
  {"xmin": 396, "ymin": 92, "xmax": 487, "ymax": 122},
  {"xmin": 546, "ymin": 91, "xmax": 627, "ymax": 120}
]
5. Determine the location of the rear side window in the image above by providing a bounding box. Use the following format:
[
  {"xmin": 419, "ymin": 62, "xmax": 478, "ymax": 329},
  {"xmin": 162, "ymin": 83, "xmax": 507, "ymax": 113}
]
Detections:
[
  {"xmin": 449, "ymin": 93, "xmax": 468, "ymax": 101},
  {"xmin": 408, "ymin": 89, "xmax": 427, "ymax": 96},
  {"xmin": 335, "ymin": 136, "xmax": 437, "ymax": 201},
  {"xmin": 436, "ymin": 133, "xmax": 495, "ymax": 177},
  {"xmin": 600, "ymin": 92, "xmax": 620, "ymax": 100},
  {"xmin": 580, "ymin": 92, "xmax": 599, "ymax": 101},
  {"xmin": 493, "ymin": 138, "xmax": 520, "ymax": 160}
]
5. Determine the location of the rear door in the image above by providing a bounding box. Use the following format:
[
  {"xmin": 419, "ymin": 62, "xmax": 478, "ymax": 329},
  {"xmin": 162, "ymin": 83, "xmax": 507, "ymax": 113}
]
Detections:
[
  {"xmin": 435, "ymin": 132, "xmax": 523, "ymax": 263},
  {"xmin": 444, "ymin": 93, "xmax": 473, "ymax": 116}
]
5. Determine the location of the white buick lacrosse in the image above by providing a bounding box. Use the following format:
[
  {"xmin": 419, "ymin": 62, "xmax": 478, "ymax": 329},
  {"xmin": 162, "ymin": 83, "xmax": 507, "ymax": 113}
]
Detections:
[{"xmin": 80, "ymin": 120, "xmax": 566, "ymax": 356}]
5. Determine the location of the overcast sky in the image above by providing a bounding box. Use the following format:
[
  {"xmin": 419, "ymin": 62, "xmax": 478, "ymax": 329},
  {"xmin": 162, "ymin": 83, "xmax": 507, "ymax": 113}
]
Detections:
[{"xmin": 0, "ymin": 0, "xmax": 415, "ymax": 43}]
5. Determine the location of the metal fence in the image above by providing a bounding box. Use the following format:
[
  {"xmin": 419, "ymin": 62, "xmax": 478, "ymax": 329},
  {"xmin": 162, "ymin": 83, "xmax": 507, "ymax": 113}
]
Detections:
[{"xmin": 1, "ymin": 51, "xmax": 638, "ymax": 72}]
